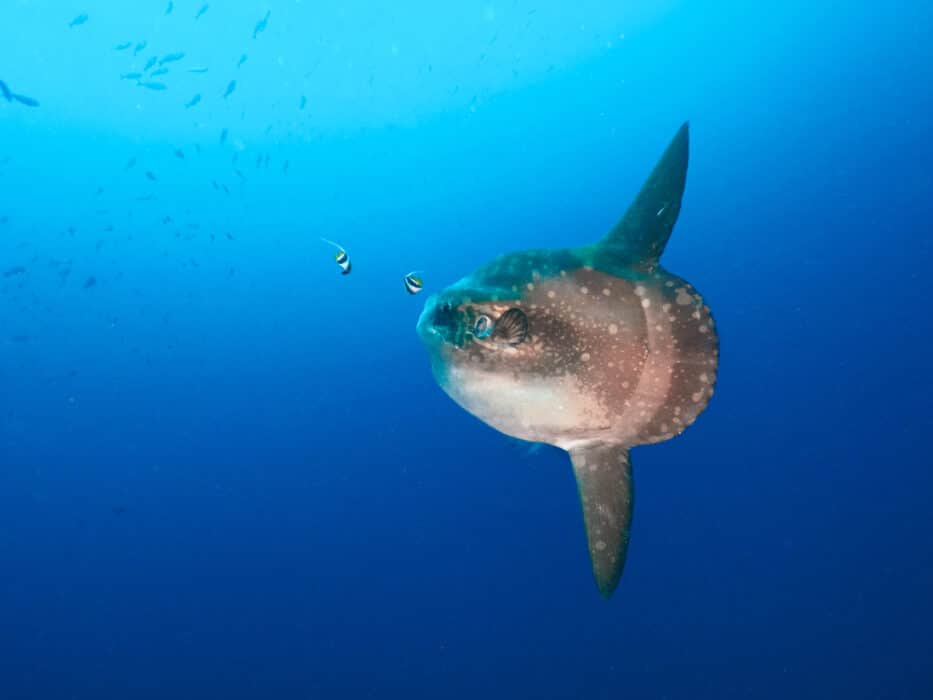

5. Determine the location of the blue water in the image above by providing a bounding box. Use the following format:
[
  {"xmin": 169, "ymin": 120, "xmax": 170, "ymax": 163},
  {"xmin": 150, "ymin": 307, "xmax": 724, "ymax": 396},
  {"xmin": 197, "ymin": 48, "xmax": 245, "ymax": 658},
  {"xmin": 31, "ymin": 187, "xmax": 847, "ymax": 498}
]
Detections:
[{"xmin": 2, "ymin": 1, "xmax": 932, "ymax": 698}]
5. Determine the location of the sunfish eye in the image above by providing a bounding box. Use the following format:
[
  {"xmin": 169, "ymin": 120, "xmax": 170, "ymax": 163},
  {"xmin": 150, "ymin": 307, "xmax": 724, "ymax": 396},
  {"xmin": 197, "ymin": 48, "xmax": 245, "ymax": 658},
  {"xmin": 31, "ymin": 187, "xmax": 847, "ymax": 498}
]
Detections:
[{"xmin": 473, "ymin": 315, "xmax": 494, "ymax": 339}]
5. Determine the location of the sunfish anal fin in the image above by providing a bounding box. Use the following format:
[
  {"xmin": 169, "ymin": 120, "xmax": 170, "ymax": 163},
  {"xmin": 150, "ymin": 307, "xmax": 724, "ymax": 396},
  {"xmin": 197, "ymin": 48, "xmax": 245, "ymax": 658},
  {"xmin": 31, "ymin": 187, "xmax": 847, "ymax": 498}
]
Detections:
[{"xmin": 569, "ymin": 443, "xmax": 634, "ymax": 598}]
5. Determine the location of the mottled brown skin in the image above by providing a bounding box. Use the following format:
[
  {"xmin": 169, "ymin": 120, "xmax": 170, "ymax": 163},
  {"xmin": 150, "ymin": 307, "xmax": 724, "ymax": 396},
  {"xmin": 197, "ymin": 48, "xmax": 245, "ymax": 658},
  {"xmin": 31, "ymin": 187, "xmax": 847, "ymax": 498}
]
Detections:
[{"xmin": 417, "ymin": 123, "xmax": 718, "ymax": 596}]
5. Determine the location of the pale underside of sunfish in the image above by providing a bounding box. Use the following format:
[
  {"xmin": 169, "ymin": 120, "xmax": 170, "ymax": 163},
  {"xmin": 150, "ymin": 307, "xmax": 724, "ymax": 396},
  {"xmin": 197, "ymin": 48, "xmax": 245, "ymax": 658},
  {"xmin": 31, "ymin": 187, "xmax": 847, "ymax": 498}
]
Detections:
[{"xmin": 416, "ymin": 123, "xmax": 719, "ymax": 597}]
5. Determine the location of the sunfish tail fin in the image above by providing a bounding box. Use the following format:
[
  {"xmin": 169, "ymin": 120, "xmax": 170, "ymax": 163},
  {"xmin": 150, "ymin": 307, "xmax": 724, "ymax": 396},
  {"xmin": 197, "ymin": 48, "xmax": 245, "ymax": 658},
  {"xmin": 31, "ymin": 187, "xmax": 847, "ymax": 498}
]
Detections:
[
  {"xmin": 568, "ymin": 442, "xmax": 634, "ymax": 598},
  {"xmin": 598, "ymin": 122, "xmax": 689, "ymax": 269}
]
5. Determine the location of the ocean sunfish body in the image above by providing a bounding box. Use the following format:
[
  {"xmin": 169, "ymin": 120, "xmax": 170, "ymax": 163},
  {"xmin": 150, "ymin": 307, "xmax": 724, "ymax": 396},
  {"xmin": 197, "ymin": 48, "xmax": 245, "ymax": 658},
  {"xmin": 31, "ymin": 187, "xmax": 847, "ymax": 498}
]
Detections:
[{"xmin": 416, "ymin": 123, "xmax": 718, "ymax": 597}]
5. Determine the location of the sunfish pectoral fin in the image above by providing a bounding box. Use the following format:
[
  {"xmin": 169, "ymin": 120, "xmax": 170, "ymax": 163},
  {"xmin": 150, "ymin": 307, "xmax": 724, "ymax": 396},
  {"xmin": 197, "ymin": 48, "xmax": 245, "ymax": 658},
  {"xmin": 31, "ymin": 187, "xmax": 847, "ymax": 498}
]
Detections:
[
  {"xmin": 568, "ymin": 442, "xmax": 634, "ymax": 598},
  {"xmin": 598, "ymin": 122, "xmax": 689, "ymax": 269}
]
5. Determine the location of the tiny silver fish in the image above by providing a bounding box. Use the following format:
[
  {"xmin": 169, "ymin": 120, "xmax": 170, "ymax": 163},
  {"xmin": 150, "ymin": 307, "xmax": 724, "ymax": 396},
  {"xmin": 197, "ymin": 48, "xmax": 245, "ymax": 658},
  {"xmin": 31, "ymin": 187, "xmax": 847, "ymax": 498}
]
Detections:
[{"xmin": 253, "ymin": 11, "xmax": 271, "ymax": 39}]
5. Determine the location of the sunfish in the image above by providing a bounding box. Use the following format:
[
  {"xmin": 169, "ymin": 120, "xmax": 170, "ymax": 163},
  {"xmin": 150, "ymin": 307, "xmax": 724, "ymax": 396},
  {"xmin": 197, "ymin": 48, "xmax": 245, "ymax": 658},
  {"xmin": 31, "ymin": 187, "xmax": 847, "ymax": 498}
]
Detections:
[{"xmin": 416, "ymin": 123, "xmax": 718, "ymax": 597}]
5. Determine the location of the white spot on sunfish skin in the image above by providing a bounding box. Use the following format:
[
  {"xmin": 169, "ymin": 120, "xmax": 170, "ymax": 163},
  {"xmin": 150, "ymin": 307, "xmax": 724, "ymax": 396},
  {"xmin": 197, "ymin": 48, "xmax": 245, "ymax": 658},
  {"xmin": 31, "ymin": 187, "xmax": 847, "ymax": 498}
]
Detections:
[
  {"xmin": 602, "ymin": 288, "xmax": 611, "ymax": 296},
  {"xmin": 608, "ymin": 323, "xmax": 618, "ymax": 335},
  {"xmin": 581, "ymin": 353, "xmax": 591, "ymax": 362},
  {"xmin": 595, "ymin": 540, "xmax": 607, "ymax": 551},
  {"xmin": 580, "ymin": 286, "xmax": 589, "ymax": 294},
  {"xmin": 547, "ymin": 290, "xmax": 556, "ymax": 298},
  {"xmin": 526, "ymin": 283, "xmax": 535, "ymax": 291},
  {"xmin": 641, "ymin": 298, "xmax": 651, "ymax": 309},
  {"xmin": 676, "ymin": 288, "xmax": 693, "ymax": 305}
]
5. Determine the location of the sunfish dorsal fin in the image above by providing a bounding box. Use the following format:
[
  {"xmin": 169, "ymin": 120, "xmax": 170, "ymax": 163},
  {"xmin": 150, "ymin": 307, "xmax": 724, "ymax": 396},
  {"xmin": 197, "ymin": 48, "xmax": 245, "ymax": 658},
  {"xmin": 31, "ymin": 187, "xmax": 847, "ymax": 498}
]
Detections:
[
  {"xmin": 598, "ymin": 122, "xmax": 690, "ymax": 268},
  {"xmin": 568, "ymin": 442, "xmax": 634, "ymax": 598}
]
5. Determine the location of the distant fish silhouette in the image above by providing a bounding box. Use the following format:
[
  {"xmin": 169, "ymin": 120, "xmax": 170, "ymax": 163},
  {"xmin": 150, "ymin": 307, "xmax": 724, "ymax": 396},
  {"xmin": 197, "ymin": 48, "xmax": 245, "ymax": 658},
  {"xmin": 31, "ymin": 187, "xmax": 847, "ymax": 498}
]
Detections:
[
  {"xmin": 219, "ymin": 127, "xmax": 228, "ymax": 143},
  {"xmin": 253, "ymin": 11, "xmax": 271, "ymax": 39},
  {"xmin": 165, "ymin": 1, "xmax": 174, "ymax": 16},
  {"xmin": 185, "ymin": 93, "xmax": 201, "ymax": 108},
  {"xmin": 83, "ymin": 276, "xmax": 97, "ymax": 289},
  {"xmin": 11, "ymin": 93, "xmax": 39, "ymax": 107},
  {"xmin": 159, "ymin": 52, "xmax": 185, "ymax": 66},
  {"xmin": 187, "ymin": 67, "xmax": 209, "ymax": 73},
  {"xmin": 145, "ymin": 171, "xmax": 157, "ymax": 181},
  {"xmin": 195, "ymin": 3, "xmax": 209, "ymax": 19},
  {"xmin": 124, "ymin": 156, "xmax": 137, "ymax": 170},
  {"xmin": 120, "ymin": 72, "xmax": 143, "ymax": 81},
  {"xmin": 150, "ymin": 67, "xmax": 170, "ymax": 78},
  {"xmin": 173, "ymin": 148, "xmax": 185, "ymax": 159},
  {"xmin": 0, "ymin": 81, "xmax": 38, "ymax": 107},
  {"xmin": 68, "ymin": 13, "xmax": 88, "ymax": 28},
  {"xmin": 114, "ymin": 41, "xmax": 132, "ymax": 51},
  {"xmin": 137, "ymin": 81, "xmax": 167, "ymax": 91},
  {"xmin": 3, "ymin": 266, "xmax": 26, "ymax": 278},
  {"xmin": 134, "ymin": 41, "xmax": 148, "ymax": 56},
  {"xmin": 223, "ymin": 80, "xmax": 236, "ymax": 99},
  {"xmin": 143, "ymin": 56, "xmax": 158, "ymax": 71},
  {"xmin": 237, "ymin": 54, "xmax": 247, "ymax": 68},
  {"xmin": 299, "ymin": 95, "xmax": 307, "ymax": 110}
]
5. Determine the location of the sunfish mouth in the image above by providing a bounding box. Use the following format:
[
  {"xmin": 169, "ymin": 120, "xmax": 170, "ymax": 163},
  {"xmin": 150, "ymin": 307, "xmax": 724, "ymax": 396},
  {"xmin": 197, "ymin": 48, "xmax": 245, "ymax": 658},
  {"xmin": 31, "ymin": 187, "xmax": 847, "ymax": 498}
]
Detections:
[{"xmin": 417, "ymin": 295, "xmax": 462, "ymax": 348}]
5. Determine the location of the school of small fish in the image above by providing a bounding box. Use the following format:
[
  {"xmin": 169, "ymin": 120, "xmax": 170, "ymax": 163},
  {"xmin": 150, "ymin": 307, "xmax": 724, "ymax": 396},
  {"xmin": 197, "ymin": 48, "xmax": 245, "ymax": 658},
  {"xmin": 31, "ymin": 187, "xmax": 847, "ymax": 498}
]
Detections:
[{"xmin": 0, "ymin": 4, "xmax": 431, "ymax": 313}]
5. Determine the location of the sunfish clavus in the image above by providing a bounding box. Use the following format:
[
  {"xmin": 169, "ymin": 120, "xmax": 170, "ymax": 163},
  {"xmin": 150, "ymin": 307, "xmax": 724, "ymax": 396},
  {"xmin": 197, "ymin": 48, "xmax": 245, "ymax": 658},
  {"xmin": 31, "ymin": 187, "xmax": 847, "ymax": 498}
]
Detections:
[{"xmin": 416, "ymin": 123, "xmax": 718, "ymax": 597}]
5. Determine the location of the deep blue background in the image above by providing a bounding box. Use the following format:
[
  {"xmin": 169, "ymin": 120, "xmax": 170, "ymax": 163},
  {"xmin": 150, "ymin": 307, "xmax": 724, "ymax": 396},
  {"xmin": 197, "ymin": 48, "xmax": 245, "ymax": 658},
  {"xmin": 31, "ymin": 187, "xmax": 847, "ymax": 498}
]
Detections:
[{"xmin": 2, "ymin": 1, "xmax": 932, "ymax": 698}]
